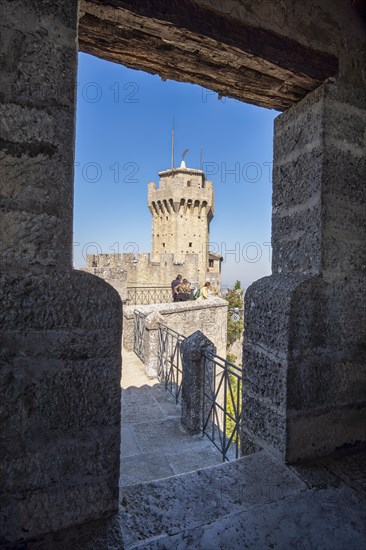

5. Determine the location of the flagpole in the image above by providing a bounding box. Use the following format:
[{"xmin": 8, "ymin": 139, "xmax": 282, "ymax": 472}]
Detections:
[{"xmin": 171, "ymin": 118, "xmax": 175, "ymax": 169}]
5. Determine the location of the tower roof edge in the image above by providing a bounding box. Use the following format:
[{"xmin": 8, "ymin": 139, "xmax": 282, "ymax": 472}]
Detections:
[{"xmin": 158, "ymin": 167, "xmax": 205, "ymax": 178}]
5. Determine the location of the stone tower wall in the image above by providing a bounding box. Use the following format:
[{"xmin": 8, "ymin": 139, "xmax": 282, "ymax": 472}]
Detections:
[{"xmin": 148, "ymin": 168, "xmax": 214, "ymax": 278}]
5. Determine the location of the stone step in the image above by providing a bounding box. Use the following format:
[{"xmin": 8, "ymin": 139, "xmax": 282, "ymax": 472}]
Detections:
[
  {"xmin": 119, "ymin": 450, "xmax": 307, "ymax": 549},
  {"xmin": 26, "ymin": 449, "xmax": 366, "ymax": 549}
]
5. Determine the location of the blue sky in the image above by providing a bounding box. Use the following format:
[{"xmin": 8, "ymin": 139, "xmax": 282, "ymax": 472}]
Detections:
[{"xmin": 73, "ymin": 52, "xmax": 279, "ymax": 289}]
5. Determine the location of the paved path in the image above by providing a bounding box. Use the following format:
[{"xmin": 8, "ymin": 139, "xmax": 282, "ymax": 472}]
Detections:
[{"xmin": 120, "ymin": 350, "xmax": 223, "ymax": 486}]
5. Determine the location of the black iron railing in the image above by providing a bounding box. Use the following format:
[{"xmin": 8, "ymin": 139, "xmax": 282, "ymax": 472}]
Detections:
[
  {"xmin": 127, "ymin": 286, "xmax": 171, "ymax": 305},
  {"xmin": 157, "ymin": 323, "xmax": 185, "ymax": 404},
  {"xmin": 202, "ymin": 351, "xmax": 243, "ymax": 461},
  {"xmin": 133, "ymin": 310, "xmax": 146, "ymax": 362}
]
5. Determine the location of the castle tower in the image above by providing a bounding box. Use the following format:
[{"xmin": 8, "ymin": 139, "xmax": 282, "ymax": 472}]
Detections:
[{"xmin": 148, "ymin": 160, "xmax": 214, "ymax": 284}]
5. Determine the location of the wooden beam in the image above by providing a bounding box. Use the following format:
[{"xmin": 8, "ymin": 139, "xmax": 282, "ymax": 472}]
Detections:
[{"xmin": 79, "ymin": 1, "xmax": 338, "ymax": 111}]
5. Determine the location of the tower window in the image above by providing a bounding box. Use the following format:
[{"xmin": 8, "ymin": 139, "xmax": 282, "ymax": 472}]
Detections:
[
  {"xmin": 189, "ymin": 242, "xmax": 192, "ymax": 247},
  {"xmin": 162, "ymin": 243, "xmax": 165, "ymax": 247},
  {"xmin": 209, "ymin": 259, "xmax": 214, "ymax": 268},
  {"xmin": 187, "ymin": 180, "xmax": 191, "ymax": 187}
]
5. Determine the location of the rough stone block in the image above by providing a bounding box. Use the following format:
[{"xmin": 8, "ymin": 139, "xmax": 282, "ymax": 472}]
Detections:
[
  {"xmin": 323, "ymin": 78, "xmax": 366, "ymax": 110},
  {"xmin": 0, "ymin": 151, "xmax": 73, "ymax": 216},
  {"xmin": 287, "ymin": 359, "xmax": 366, "ymax": 412},
  {"xmin": 1, "ymin": 6, "xmax": 77, "ymax": 107},
  {"xmin": 243, "ymin": 345, "xmax": 287, "ymax": 409},
  {"xmin": 244, "ymin": 274, "xmax": 310, "ymax": 353},
  {"xmin": 323, "ymin": 193, "xmax": 366, "ymax": 240},
  {"xmin": 323, "ymin": 278, "xmax": 366, "ymax": 348},
  {"xmin": 274, "ymin": 86, "xmax": 324, "ymax": 160},
  {"xmin": 241, "ymin": 395, "xmax": 286, "ymax": 460},
  {"xmin": 272, "ymin": 203, "xmax": 322, "ymax": 274},
  {"xmin": 0, "ymin": 210, "xmax": 72, "ymax": 270},
  {"xmin": 272, "ymin": 150, "xmax": 323, "ymax": 210},
  {"xmin": 287, "ymin": 405, "xmax": 366, "ymax": 462},
  {"xmin": 0, "ymin": 357, "xmax": 121, "ymax": 439},
  {"xmin": 324, "ymin": 99, "xmax": 366, "ymax": 151},
  {"xmin": 1, "ymin": 427, "xmax": 119, "ymax": 494},
  {"xmin": 1, "ymin": 478, "xmax": 119, "ymax": 542},
  {"xmin": 322, "ymin": 233, "xmax": 366, "ymax": 275},
  {"xmin": 0, "ymin": 271, "xmax": 122, "ymax": 541}
]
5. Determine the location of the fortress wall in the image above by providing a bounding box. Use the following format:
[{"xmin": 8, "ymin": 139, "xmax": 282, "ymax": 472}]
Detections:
[{"xmin": 86, "ymin": 252, "xmax": 217, "ymax": 290}]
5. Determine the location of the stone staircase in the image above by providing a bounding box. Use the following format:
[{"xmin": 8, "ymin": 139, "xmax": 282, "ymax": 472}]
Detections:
[
  {"xmin": 26, "ymin": 447, "xmax": 366, "ymax": 549},
  {"xmin": 119, "ymin": 451, "xmax": 306, "ymax": 549},
  {"xmin": 119, "ymin": 448, "xmax": 366, "ymax": 549}
]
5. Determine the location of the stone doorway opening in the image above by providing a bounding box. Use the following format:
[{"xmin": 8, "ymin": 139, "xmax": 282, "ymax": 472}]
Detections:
[{"xmin": 72, "ymin": 49, "xmax": 276, "ymax": 486}]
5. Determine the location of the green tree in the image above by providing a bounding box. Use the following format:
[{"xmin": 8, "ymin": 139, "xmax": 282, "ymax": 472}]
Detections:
[
  {"xmin": 224, "ymin": 281, "xmax": 244, "ymax": 451},
  {"xmin": 234, "ymin": 279, "xmax": 241, "ymax": 291},
  {"xmin": 226, "ymin": 352, "xmax": 237, "ymax": 364},
  {"xmin": 225, "ymin": 283, "xmax": 244, "ymax": 349},
  {"xmin": 225, "ymin": 369, "xmax": 242, "ymax": 448}
]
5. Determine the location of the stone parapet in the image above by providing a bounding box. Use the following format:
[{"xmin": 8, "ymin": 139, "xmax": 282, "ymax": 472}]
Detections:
[
  {"xmin": 0, "ymin": 270, "xmax": 122, "ymax": 541},
  {"xmin": 123, "ymin": 297, "xmax": 228, "ymax": 358}
]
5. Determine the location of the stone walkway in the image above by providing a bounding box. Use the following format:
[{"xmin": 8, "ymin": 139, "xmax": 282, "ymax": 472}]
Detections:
[
  {"xmin": 120, "ymin": 350, "xmax": 223, "ymax": 486},
  {"xmin": 23, "ymin": 350, "xmax": 366, "ymax": 548}
]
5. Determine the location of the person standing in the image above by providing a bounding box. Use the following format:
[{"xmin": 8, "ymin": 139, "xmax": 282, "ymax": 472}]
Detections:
[
  {"xmin": 171, "ymin": 274, "xmax": 182, "ymax": 302},
  {"xmin": 176, "ymin": 278, "xmax": 191, "ymax": 301}
]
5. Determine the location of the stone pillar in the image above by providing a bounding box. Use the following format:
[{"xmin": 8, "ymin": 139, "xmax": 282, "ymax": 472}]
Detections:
[
  {"xmin": 181, "ymin": 331, "xmax": 216, "ymax": 434},
  {"xmin": 242, "ymin": 79, "xmax": 366, "ymax": 463},
  {"xmin": 122, "ymin": 309, "xmax": 135, "ymax": 351},
  {"xmin": 143, "ymin": 311, "xmax": 165, "ymax": 377},
  {"xmin": 0, "ymin": 1, "xmax": 122, "ymax": 543}
]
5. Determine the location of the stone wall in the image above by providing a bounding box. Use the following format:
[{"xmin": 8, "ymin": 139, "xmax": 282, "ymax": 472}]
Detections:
[
  {"xmin": 86, "ymin": 251, "xmax": 221, "ymax": 294},
  {"xmin": 87, "ymin": 252, "xmax": 199, "ymax": 287},
  {"xmin": 243, "ymin": 78, "xmax": 366, "ymax": 462},
  {"xmin": 123, "ymin": 297, "xmax": 228, "ymax": 359},
  {"xmin": 87, "ymin": 266, "xmax": 128, "ymax": 301},
  {"xmin": 0, "ymin": 0, "xmax": 122, "ymax": 542}
]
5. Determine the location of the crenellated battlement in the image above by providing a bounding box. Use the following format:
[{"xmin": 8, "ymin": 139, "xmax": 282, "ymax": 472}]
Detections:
[{"xmin": 148, "ymin": 164, "xmax": 215, "ymax": 272}]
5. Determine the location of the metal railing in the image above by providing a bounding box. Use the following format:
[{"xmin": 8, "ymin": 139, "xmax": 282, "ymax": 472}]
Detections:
[
  {"xmin": 127, "ymin": 286, "xmax": 171, "ymax": 305},
  {"xmin": 133, "ymin": 310, "xmax": 146, "ymax": 362},
  {"xmin": 157, "ymin": 323, "xmax": 185, "ymax": 404},
  {"xmin": 202, "ymin": 351, "xmax": 243, "ymax": 461}
]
